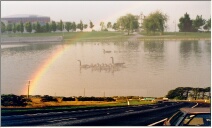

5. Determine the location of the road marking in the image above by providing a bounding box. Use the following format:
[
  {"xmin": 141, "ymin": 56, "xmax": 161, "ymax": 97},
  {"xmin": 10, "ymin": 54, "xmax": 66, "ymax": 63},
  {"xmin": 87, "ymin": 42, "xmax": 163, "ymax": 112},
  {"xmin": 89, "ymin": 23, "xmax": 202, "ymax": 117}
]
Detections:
[
  {"xmin": 192, "ymin": 103, "xmax": 199, "ymax": 108},
  {"xmin": 148, "ymin": 118, "xmax": 167, "ymax": 126}
]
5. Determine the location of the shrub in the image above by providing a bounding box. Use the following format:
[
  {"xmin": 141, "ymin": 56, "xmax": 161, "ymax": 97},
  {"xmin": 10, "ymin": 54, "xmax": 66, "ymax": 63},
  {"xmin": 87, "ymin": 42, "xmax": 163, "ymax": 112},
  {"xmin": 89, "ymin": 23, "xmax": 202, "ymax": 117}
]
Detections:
[
  {"xmin": 62, "ymin": 97, "xmax": 75, "ymax": 101},
  {"xmin": 77, "ymin": 97, "xmax": 115, "ymax": 102},
  {"xmin": 40, "ymin": 95, "xmax": 58, "ymax": 102},
  {"xmin": 1, "ymin": 94, "xmax": 29, "ymax": 106}
]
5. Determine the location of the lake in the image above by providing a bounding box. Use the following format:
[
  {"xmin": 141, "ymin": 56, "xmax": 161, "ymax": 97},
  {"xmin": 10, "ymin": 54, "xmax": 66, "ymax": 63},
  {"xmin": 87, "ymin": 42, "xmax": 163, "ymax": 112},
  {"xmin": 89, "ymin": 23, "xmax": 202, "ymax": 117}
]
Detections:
[{"xmin": 1, "ymin": 40, "xmax": 211, "ymax": 97}]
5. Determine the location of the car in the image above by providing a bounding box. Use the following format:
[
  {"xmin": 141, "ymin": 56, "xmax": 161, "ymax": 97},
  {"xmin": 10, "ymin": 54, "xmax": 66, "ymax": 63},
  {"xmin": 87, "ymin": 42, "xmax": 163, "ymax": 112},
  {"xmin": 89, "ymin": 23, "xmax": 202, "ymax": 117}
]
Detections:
[{"xmin": 164, "ymin": 107, "xmax": 211, "ymax": 126}]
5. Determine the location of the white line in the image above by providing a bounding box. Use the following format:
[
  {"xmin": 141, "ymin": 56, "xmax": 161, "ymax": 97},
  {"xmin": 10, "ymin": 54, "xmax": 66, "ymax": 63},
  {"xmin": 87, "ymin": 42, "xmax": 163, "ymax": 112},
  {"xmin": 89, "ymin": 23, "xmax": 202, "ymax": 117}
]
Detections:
[
  {"xmin": 192, "ymin": 103, "xmax": 199, "ymax": 108},
  {"xmin": 148, "ymin": 118, "xmax": 167, "ymax": 126}
]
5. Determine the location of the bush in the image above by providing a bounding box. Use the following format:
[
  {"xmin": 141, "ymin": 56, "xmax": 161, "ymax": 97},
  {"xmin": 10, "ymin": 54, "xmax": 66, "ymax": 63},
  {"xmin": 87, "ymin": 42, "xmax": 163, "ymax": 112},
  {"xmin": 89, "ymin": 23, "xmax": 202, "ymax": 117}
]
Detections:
[
  {"xmin": 1, "ymin": 94, "xmax": 29, "ymax": 106},
  {"xmin": 62, "ymin": 97, "xmax": 75, "ymax": 101},
  {"xmin": 77, "ymin": 97, "xmax": 115, "ymax": 102},
  {"xmin": 40, "ymin": 95, "xmax": 58, "ymax": 102}
]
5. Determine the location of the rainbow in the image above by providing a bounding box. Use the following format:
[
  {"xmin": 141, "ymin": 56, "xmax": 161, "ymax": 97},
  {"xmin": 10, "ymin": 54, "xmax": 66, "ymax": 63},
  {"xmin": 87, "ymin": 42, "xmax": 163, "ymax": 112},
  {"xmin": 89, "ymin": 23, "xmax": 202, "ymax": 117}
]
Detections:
[{"xmin": 22, "ymin": 32, "xmax": 85, "ymax": 95}]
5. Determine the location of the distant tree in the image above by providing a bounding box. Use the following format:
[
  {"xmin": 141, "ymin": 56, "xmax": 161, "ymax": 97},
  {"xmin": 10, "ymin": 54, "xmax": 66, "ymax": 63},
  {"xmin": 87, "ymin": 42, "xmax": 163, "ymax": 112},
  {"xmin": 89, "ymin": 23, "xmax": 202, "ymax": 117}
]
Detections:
[
  {"xmin": 77, "ymin": 20, "xmax": 83, "ymax": 31},
  {"xmin": 1, "ymin": 94, "xmax": 29, "ymax": 106},
  {"xmin": 107, "ymin": 22, "xmax": 112, "ymax": 30},
  {"xmin": 12, "ymin": 23, "xmax": 17, "ymax": 33},
  {"xmin": 192, "ymin": 15, "xmax": 205, "ymax": 32},
  {"xmin": 51, "ymin": 21, "xmax": 57, "ymax": 32},
  {"xmin": 20, "ymin": 21, "xmax": 24, "ymax": 33},
  {"xmin": 72, "ymin": 22, "xmax": 77, "ymax": 32},
  {"xmin": 203, "ymin": 18, "xmax": 211, "ymax": 32},
  {"xmin": 34, "ymin": 22, "xmax": 41, "ymax": 33},
  {"xmin": 1, "ymin": 22, "xmax": 6, "ymax": 33},
  {"xmin": 57, "ymin": 20, "xmax": 63, "ymax": 31},
  {"xmin": 142, "ymin": 11, "xmax": 168, "ymax": 35},
  {"xmin": 25, "ymin": 22, "xmax": 32, "ymax": 33},
  {"xmin": 16, "ymin": 24, "xmax": 21, "ymax": 32},
  {"xmin": 117, "ymin": 13, "xmax": 140, "ymax": 35},
  {"xmin": 112, "ymin": 23, "xmax": 118, "ymax": 31},
  {"xmin": 83, "ymin": 24, "xmax": 88, "ymax": 29},
  {"xmin": 89, "ymin": 20, "xmax": 94, "ymax": 31},
  {"xmin": 41, "ymin": 95, "xmax": 58, "ymax": 102},
  {"xmin": 100, "ymin": 21, "xmax": 105, "ymax": 31},
  {"xmin": 6, "ymin": 24, "xmax": 13, "ymax": 33},
  {"xmin": 178, "ymin": 12, "xmax": 192, "ymax": 34},
  {"xmin": 65, "ymin": 22, "xmax": 72, "ymax": 32},
  {"xmin": 45, "ymin": 22, "xmax": 51, "ymax": 32}
]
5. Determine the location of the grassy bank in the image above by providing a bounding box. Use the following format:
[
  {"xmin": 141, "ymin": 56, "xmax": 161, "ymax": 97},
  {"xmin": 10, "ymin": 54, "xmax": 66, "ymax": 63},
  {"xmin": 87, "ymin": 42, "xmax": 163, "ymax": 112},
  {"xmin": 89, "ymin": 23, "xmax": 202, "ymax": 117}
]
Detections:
[
  {"xmin": 2, "ymin": 31, "xmax": 210, "ymax": 42},
  {"xmin": 1, "ymin": 98, "xmax": 155, "ymax": 116}
]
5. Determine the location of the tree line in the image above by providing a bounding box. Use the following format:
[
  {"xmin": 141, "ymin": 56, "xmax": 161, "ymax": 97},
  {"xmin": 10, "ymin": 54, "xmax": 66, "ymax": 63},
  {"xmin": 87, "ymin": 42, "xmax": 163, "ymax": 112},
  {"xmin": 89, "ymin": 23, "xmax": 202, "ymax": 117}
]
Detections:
[
  {"xmin": 166, "ymin": 87, "xmax": 210, "ymax": 100},
  {"xmin": 1, "ymin": 11, "xmax": 211, "ymax": 35}
]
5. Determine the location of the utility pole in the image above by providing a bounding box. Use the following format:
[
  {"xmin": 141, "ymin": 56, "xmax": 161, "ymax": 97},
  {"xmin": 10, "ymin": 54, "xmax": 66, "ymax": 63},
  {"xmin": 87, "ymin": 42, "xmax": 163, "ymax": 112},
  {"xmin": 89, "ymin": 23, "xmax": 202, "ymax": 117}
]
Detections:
[
  {"xmin": 104, "ymin": 91, "xmax": 105, "ymax": 97},
  {"xmin": 27, "ymin": 80, "xmax": 30, "ymax": 99},
  {"xmin": 84, "ymin": 88, "xmax": 85, "ymax": 97}
]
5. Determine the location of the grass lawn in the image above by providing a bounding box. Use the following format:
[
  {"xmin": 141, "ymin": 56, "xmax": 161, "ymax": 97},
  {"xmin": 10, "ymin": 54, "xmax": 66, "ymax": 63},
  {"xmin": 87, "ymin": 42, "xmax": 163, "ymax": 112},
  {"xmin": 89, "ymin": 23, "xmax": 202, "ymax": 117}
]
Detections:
[{"xmin": 1, "ymin": 98, "xmax": 156, "ymax": 116}]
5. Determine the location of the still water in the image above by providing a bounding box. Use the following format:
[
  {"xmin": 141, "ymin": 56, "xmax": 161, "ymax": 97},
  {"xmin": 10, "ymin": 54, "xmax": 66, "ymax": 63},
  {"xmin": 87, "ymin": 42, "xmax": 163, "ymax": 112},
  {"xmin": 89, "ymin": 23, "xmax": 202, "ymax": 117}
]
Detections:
[{"xmin": 1, "ymin": 40, "xmax": 211, "ymax": 97}]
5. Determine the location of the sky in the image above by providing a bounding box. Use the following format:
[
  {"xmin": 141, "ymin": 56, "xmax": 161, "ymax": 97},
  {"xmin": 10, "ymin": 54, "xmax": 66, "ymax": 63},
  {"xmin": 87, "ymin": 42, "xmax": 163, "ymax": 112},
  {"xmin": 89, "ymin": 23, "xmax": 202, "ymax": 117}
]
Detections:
[{"xmin": 1, "ymin": 1, "xmax": 211, "ymax": 31}]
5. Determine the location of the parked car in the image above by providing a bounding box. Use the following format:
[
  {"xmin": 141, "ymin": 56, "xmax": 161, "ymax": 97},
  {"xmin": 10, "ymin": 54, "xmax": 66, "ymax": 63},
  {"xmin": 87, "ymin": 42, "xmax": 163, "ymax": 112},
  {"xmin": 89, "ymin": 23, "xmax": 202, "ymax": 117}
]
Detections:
[{"xmin": 164, "ymin": 107, "xmax": 211, "ymax": 126}]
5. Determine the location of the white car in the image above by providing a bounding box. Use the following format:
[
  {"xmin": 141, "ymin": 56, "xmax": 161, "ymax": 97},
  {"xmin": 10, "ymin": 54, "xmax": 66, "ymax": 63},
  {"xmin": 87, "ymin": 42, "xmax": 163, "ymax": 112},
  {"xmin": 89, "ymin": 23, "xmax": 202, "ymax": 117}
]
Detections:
[{"xmin": 164, "ymin": 107, "xmax": 211, "ymax": 126}]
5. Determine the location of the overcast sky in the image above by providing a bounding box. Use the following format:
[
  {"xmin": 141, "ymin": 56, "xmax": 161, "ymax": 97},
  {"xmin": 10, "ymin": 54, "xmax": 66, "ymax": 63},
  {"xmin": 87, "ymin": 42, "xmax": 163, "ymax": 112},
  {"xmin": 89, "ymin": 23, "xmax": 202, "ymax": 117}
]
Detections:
[{"xmin": 1, "ymin": 1, "xmax": 211, "ymax": 31}]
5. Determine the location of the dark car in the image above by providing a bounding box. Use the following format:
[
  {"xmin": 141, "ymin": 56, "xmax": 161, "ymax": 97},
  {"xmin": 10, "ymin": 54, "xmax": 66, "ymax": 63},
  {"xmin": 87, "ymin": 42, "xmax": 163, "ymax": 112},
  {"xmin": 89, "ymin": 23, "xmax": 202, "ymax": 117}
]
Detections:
[{"xmin": 164, "ymin": 107, "xmax": 211, "ymax": 126}]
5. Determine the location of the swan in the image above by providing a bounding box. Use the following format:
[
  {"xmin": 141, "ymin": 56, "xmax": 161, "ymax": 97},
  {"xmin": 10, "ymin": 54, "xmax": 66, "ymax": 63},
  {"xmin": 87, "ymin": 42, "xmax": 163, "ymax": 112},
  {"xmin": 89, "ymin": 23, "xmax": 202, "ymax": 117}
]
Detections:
[
  {"xmin": 77, "ymin": 60, "xmax": 90, "ymax": 68},
  {"xmin": 103, "ymin": 49, "xmax": 111, "ymax": 53},
  {"xmin": 110, "ymin": 57, "xmax": 125, "ymax": 66}
]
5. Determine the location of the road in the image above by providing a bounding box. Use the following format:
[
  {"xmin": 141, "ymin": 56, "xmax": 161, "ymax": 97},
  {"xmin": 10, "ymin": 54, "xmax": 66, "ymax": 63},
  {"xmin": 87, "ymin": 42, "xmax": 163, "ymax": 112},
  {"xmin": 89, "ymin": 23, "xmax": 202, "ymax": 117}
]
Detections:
[{"xmin": 1, "ymin": 101, "xmax": 203, "ymax": 126}]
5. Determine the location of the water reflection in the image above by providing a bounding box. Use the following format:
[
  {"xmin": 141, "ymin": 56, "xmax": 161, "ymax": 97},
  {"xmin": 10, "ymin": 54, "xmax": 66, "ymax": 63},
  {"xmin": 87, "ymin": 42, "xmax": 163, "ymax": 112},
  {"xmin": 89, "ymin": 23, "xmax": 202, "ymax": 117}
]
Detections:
[{"xmin": 1, "ymin": 40, "xmax": 210, "ymax": 97}]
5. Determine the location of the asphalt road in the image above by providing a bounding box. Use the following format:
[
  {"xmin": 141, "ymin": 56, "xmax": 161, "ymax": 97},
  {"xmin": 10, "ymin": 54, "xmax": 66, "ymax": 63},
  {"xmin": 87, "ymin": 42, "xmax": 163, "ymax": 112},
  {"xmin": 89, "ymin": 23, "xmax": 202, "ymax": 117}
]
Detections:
[{"xmin": 1, "ymin": 101, "xmax": 200, "ymax": 126}]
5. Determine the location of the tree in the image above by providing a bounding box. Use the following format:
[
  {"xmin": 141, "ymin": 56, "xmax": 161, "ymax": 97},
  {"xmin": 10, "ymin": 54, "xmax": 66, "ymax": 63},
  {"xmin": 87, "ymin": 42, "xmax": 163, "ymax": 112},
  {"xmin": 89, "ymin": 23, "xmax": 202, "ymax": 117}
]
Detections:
[
  {"xmin": 25, "ymin": 22, "xmax": 32, "ymax": 33},
  {"xmin": 51, "ymin": 21, "xmax": 57, "ymax": 32},
  {"xmin": 6, "ymin": 24, "xmax": 13, "ymax": 33},
  {"xmin": 178, "ymin": 12, "xmax": 192, "ymax": 34},
  {"xmin": 57, "ymin": 20, "xmax": 63, "ymax": 31},
  {"xmin": 16, "ymin": 24, "xmax": 21, "ymax": 33},
  {"xmin": 100, "ymin": 21, "xmax": 105, "ymax": 31},
  {"xmin": 192, "ymin": 15, "xmax": 205, "ymax": 32},
  {"xmin": 203, "ymin": 18, "xmax": 211, "ymax": 32},
  {"xmin": 1, "ymin": 94, "xmax": 29, "ymax": 106},
  {"xmin": 45, "ymin": 22, "xmax": 51, "ymax": 32},
  {"xmin": 83, "ymin": 24, "xmax": 88, "ymax": 29},
  {"xmin": 34, "ymin": 22, "xmax": 41, "ymax": 33},
  {"xmin": 112, "ymin": 23, "xmax": 118, "ymax": 31},
  {"xmin": 1, "ymin": 22, "xmax": 6, "ymax": 33},
  {"xmin": 72, "ymin": 22, "xmax": 77, "ymax": 32},
  {"xmin": 142, "ymin": 11, "xmax": 168, "ymax": 35},
  {"xmin": 65, "ymin": 22, "xmax": 72, "ymax": 32},
  {"xmin": 117, "ymin": 13, "xmax": 140, "ymax": 35},
  {"xmin": 89, "ymin": 20, "xmax": 94, "ymax": 31},
  {"xmin": 20, "ymin": 21, "xmax": 24, "ymax": 33},
  {"xmin": 107, "ymin": 22, "xmax": 112, "ymax": 29},
  {"xmin": 77, "ymin": 20, "xmax": 83, "ymax": 31},
  {"xmin": 12, "ymin": 23, "xmax": 17, "ymax": 33}
]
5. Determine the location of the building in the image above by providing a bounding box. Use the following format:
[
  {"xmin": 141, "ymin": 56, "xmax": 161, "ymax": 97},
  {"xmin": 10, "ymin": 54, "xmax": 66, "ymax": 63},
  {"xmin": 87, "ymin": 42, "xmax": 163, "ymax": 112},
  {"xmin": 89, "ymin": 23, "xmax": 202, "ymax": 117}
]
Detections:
[{"xmin": 1, "ymin": 14, "xmax": 50, "ymax": 25}]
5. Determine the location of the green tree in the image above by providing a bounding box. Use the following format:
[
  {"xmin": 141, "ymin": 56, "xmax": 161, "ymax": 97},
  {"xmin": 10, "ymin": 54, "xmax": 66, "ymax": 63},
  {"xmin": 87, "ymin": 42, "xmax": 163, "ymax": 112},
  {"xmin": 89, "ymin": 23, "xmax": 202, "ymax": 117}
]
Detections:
[
  {"xmin": 203, "ymin": 18, "xmax": 211, "ymax": 32},
  {"xmin": 112, "ymin": 23, "xmax": 118, "ymax": 31},
  {"xmin": 65, "ymin": 22, "xmax": 72, "ymax": 32},
  {"xmin": 72, "ymin": 22, "xmax": 77, "ymax": 32},
  {"xmin": 20, "ymin": 21, "xmax": 24, "ymax": 33},
  {"xmin": 100, "ymin": 21, "xmax": 105, "ymax": 31},
  {"xmin": 1, "ymin": 94, "xmax": 29, "ymax": 106},
  {"xmin": 142, "ymin": 11, "xmax": 168, "ymax": 35},
  {"xmin": 107, "ymin": 22, "xmax": 112, "ymax": 29},
  {"xmin": 12, "ymin": 23, "xmax": 17, "ymax": 33},
  {"xmin": 51, "ymin": 21, "xmax": 57, "ymax": 32},
  {"xmin": 77, "ymin": 20, "xmax": 83, "ymax": 31},
  {"xmin": 57, "ymin": 20, "xmax": 63, "ymax": 31},
  {"xmin": 34, "ymin": 22, "xmax": 41, "ymax": 33},
  {"xmin": 45, "ymin": 22, "xmax": 51, "ymax": 32},
  {"xmin": 178, "ymin": 13, "xmax": 192, "ymax": 34},
  {"xmin": 7, "ymin": 24, "xmax": 13, "ymax": 33},
  {"xmin": 16, "ymin": 24, "xmax": 21, "ymax": 32},
  {"xmin": 89, "ymin": 20, "xmax": 94, "ymax": 31},
  {"xmin": 25, "ymin": 22, "xmax": 32, "ymax": 33},
  {"xmin": 83, "ymin": 24, "xmax": 88, "ymax": 29},
  {"xmin": 117, "ymin": 13, "xmax": 140, "ymax": 35},
  {"xmin": 192, "ymin": 15, "xmax": 205, "ymax": 32},
  {"xmin": 1, "ymin": 22, "xmax": 6, "ymax": 33}
]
